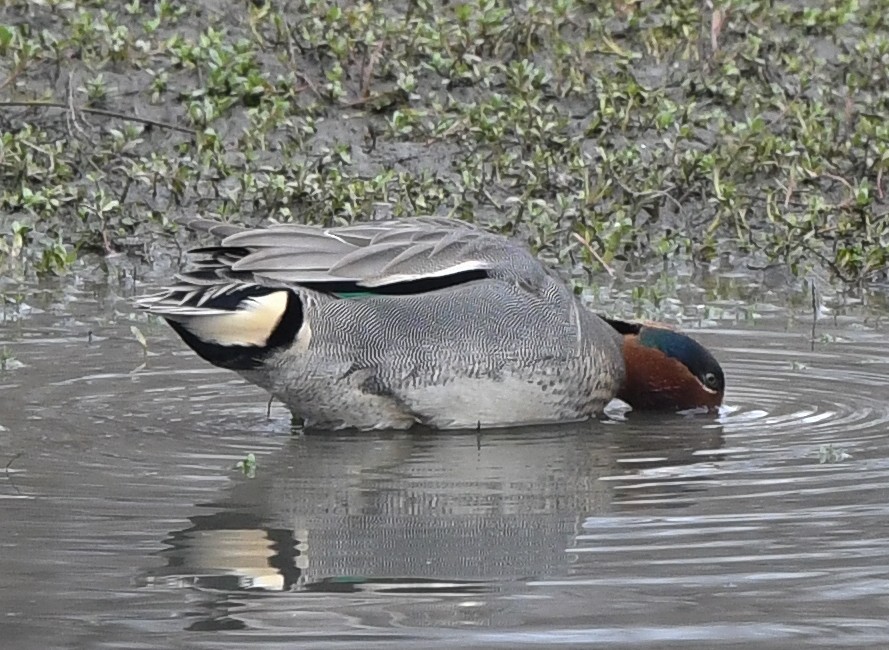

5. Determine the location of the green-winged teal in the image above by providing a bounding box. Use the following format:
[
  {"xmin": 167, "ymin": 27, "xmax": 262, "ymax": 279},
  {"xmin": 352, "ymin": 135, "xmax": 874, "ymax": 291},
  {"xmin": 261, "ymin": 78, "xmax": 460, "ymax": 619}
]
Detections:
[{"xmin": 137, "ymin": 218, "xmax": 724, "ymax": 429}]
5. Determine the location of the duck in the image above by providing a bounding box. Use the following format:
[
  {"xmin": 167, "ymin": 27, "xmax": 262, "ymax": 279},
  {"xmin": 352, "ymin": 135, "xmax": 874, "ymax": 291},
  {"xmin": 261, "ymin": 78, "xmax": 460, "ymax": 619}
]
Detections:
[{"xmin": 137, "ymin": 217, "xmax": 724, "ymax": 430}]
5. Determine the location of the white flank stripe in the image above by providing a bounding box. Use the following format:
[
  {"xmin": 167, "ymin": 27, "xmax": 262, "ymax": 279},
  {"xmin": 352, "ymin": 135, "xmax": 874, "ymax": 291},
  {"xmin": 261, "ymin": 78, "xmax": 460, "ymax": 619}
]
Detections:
[{"xmin": 360, "ymin": 260, "xmax": 488, "ymax": 288}]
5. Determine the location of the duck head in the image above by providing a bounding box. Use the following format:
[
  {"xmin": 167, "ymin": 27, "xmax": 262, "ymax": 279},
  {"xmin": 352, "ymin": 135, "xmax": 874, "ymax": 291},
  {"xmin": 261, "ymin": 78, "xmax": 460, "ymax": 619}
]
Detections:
[{"xmin": 604, "ymin": 318, "xmax": 725, "ymax": 412}]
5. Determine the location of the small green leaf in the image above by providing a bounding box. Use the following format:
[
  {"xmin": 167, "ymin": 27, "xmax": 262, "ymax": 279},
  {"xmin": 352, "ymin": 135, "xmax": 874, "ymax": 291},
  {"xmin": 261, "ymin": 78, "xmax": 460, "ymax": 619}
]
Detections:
[
  {"xmin": 234, "ymin": 453, "xmax": 257, "ymax": 478},
  {"xmin": 130, "ymin": 325, "xmax": 148, "ymax": 351},
  {"xmin": 0, "ymin": 25, "xmax": 14, "ymax": 54},
  {"xmin": 818, "ymin": 444, "xmax": 851, "ymax": 464}
]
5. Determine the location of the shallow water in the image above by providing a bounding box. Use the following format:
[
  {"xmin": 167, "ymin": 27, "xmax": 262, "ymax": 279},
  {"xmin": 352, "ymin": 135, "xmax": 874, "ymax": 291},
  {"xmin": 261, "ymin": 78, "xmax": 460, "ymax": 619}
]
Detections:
[{"xmin": 3, "ymin": 275, "xmax": 889, "ymax": 649}]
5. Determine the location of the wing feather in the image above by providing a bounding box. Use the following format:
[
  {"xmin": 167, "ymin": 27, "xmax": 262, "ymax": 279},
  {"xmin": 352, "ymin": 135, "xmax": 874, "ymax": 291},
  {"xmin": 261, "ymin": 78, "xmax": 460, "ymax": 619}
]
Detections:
[{"xmin": 139, "ymin": 216, "xmax": 547, "ymax": 314}]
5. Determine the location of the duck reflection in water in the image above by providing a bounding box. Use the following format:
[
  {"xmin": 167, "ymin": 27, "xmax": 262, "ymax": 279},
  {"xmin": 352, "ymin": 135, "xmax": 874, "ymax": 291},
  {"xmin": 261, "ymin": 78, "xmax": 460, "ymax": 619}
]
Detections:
[{"xmin": 139, "ymin": 421, "xmax": 725, "ymax": 630}]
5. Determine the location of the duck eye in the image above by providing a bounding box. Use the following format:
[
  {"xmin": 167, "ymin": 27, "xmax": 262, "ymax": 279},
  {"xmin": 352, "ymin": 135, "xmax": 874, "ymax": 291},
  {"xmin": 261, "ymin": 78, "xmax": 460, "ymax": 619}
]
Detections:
[{"xmin": 702, "ymin": 372, "xmax": 719, "ymax": 389}]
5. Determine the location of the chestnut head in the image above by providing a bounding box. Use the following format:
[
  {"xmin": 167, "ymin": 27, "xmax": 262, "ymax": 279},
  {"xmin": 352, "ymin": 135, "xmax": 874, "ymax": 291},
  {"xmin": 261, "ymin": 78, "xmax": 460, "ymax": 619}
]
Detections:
[{"xmin": 604, "ymin": 318, "xmax": 725, "ymax": 412}]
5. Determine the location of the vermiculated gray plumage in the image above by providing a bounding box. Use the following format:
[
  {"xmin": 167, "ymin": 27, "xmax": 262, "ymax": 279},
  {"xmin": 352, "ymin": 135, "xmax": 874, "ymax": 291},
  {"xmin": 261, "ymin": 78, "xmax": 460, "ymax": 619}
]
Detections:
[{"xmin": 137, "ymin": 218, "xmax": 625, "ymax": 430}]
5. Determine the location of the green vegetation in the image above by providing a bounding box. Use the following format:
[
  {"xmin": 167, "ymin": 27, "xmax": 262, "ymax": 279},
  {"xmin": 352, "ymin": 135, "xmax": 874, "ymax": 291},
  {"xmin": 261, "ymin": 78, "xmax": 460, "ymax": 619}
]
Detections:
[
  {"xmin": 0, "ymin": 345, "xmax": 21, "ymax": 371},
  {"xmin": 234, "ymin": 452, "xmax": 257, "ymax": 478},
  {"xmin": 818, "ymin": 443, "xmax": 851, "ymax": 463},
  {"xmin": 1, "ymin": 0, "xmax": 887, "ymax": 298}
]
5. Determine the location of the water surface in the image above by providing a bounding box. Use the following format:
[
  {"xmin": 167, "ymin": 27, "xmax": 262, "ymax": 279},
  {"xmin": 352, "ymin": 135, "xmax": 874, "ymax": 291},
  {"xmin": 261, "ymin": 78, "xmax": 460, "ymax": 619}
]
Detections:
[{"xmin": 2, "ymin": 275, "xmax": 889, "ymax": 649}]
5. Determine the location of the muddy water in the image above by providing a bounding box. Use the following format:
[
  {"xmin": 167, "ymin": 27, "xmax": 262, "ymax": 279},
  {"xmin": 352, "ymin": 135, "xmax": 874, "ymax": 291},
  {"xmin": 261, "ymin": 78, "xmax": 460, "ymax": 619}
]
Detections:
[{"xmin": 3, "ymin": 276, "xmax": 889, "ymax": 649}]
